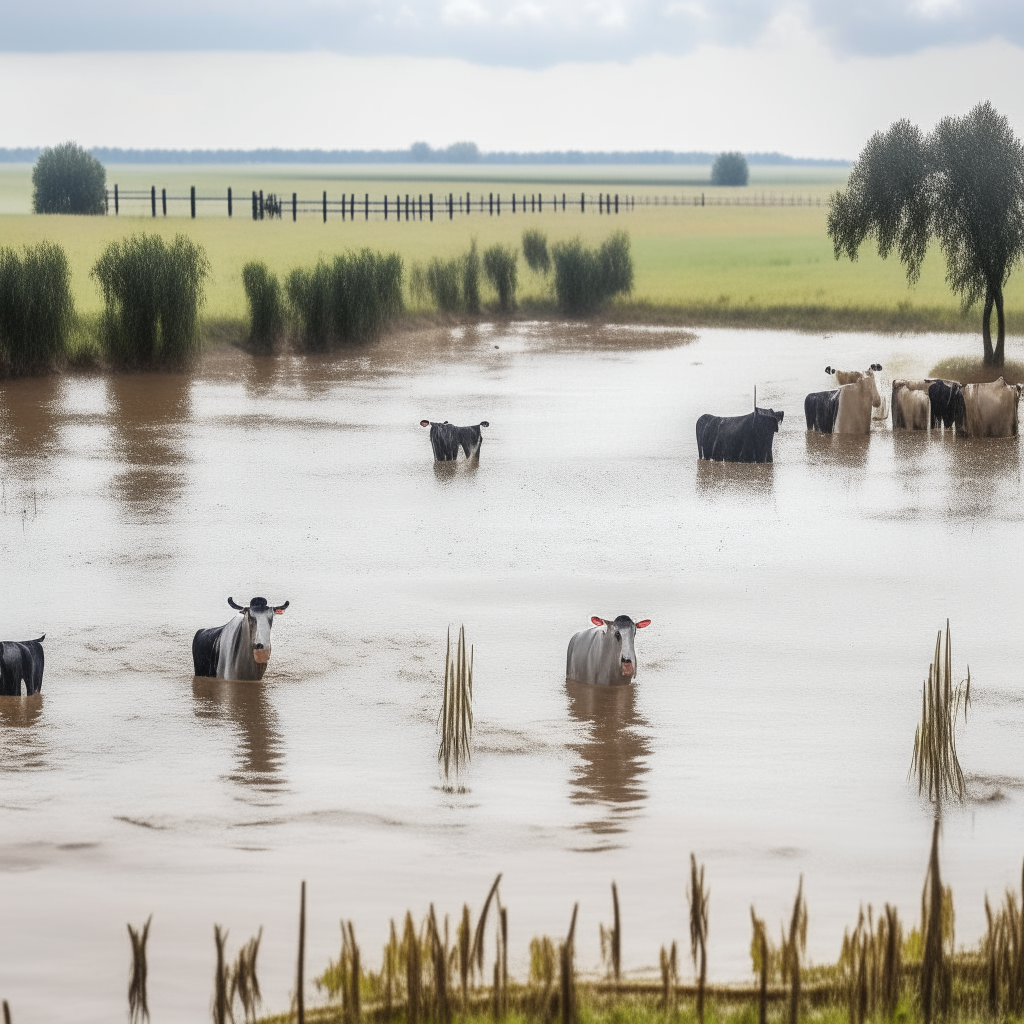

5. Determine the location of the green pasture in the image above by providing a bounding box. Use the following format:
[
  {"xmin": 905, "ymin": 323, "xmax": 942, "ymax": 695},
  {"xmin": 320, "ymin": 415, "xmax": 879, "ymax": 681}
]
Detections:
[{"xmin": 2, "ymin": 163, "xmax": 1021, "ymax": 335}]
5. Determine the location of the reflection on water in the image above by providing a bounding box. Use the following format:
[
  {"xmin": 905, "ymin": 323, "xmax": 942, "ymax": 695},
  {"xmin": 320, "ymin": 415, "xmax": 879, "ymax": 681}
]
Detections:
[
  {"xmin": 695, "ymin": 458, "xmax": 774, "ymax": 496},
  {"xmin": 0, "ymin": 376, "xmax": 64, "ymax": 462},
  {"xmin": 565, "ymin": 681, "xmax": 651, "ymax": 848},
  {"xmin": 0, "ymin": 695, "xmax": 45, "ymax": 772},
  {"xmin": 191, "ymin": 678, "xmax": 285, "ymax": 798},
  {"xmin": 432, "ymin": 458, "xmax": 479, "ymax": 483},
  {"xmin": 804, "ymin": 431, "xmax": 872, "ymax": 468},
  {"xmin": 106, "ymin": 373, "xmax": 192, "ymax": 520}
]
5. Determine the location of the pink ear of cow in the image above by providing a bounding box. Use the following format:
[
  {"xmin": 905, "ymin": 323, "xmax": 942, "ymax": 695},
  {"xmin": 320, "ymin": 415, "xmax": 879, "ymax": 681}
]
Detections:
[
  {"xmin": 591, "ymin": 616, "xmax": 605, "ymax": 627},
  {"xmin": 274, "ymin": 608, "xmax": 285, "ymax": 615},
  {"xmin": 635, "ymin": 619, "xmax": 651, "ymax": 628},
  {"xmin": 420, "ymin": 420, "xmax": 430, "ymax": 427}
]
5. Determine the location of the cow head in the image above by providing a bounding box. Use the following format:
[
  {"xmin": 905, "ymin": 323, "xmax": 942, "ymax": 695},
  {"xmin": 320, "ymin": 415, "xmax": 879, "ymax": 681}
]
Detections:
[
  {"xmin": 590, "ymin": 614, "xmax": 651, "ymax": 678},
  {"xmin": 228, "ymin": 596, "xmax": 289, "ymax": 664},
  {"xmin": 756, "ymin": 408, "xmax": 784, "ymax": 431}
]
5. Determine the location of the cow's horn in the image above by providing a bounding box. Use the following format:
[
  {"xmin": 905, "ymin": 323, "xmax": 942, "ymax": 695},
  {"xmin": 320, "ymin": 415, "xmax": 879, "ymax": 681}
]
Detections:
[{"xmin": 228, "ymin": 596, "xmax": 246, "ymax": 611}]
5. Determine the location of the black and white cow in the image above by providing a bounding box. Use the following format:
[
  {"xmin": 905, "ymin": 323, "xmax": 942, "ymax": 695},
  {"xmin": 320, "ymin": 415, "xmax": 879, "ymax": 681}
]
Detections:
[
  {"xmin": 928, "ymin": 380, "xmax": 965, "ymax": 429},
  {"xmin": 566, "ymin": 615, "xmax": 651, "ymax": 687},
  {"xmin": 192, "ymin": 597, "xmax": 289, "ymax": 681},
  {"xmin": 696, "ymin": 406, "xmax": 784, "ymax": 463},
  {"xmin": 419, "ymin": 420, "xmax": 490, "ymax": 462},
  {"xmin": 805, "ymin": 366, "xmax": 882, "ymax": 434},
  {"xmin": 0, "ymin": 635, "xmax": 45, "ymax": 696}
]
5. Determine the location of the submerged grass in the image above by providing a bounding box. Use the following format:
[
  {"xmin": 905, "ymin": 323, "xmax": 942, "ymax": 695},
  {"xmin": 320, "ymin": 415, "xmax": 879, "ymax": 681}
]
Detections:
[{"xmin": 438, "ymin": 626, "xmax": 473, "ymax": 789}]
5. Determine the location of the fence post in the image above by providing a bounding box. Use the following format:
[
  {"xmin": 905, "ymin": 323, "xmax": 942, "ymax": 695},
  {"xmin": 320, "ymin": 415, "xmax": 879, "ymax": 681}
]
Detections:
[
  {"xmin": 599, "ymin": 193, "xmax": 603, "ymax": 214},
  {"xmin": 351, "ymin": 194, "xmax": 355, "ymax": 220},
  {"xmin": 162, "ymin": 188, "xmax": 167, "ymax": 216},
  {"xmin": 489, "ymin": 192, "xmax": 493, "ymax": 215},
  {"xmin": 429, "ymin": 194, "xmax": 433, "ymax": 221},
  {"xmin": 190, "ymin": 186, "xmax": 196, "ymax": 219},
  {"xmin": 384, "ymin": 195, "xmax": 388, "ymax": 220},
  {"xmin": 252, "ymin": 191, "xmax": 257, "ymax": 220},
  {"xmin": 259, "ymin": 190, "xmax": 264, "ymax": 220},
  {"xmin": 580, "ymin": 191, "xmax": 584, "ymax": 213},
  {"xmin": 512, "ymin": 194, "xmax": 516, "ymax": 214},
  {"xmin": 406, "ymin": 194, "xmax": 410, "ymax": 221},
  {"xmin": 114, "ymin": 184, "xmax": 119, "ymax": 215},
  {"xmin": 466, "ymin": 191, "xmax": 470, "ymax": 214},
  {"xmin": 150, "ymin": 186, "xmax": 156, "ymax": 217},
  {"xmin": 701, "ymin": 192, "xmax": 705, "ymax": 207},
  {"xmin": 419, "ymin": 194, "xmax": 423, "ymax": 220},
  {"xmin": 496, "ymin": 194, "xmax": 500, "ymax": 215},
  {"xmin": 365, "ymin": 194, "xmax": 369, "ymax": 220},
  {"xmin": 615, "ymin": 193, "xmax": 619, "ymax": 213},
  {"xmin": 449, "ymin": 193, "xmax": 453, "ymax": 220},
  {"xmin": 228, "ymin": 187, "xmax": 232, "ymax": 217},
  {"xmin": 292, "ymin": 192, "xmax": 297, "ymax": 221}
]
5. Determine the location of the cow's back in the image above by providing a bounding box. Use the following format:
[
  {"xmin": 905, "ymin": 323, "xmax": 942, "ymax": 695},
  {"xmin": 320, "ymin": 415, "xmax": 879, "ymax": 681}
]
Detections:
[
  {"xmin": 963, "ymin": 379, "xmax": 1018, "ymax": 437},
  {"xmin": 805, "ymin": 390, "xmax": 839, "ymax": 433},
  {"xmin": 835, "ymin": 378, "xmax": 873, "ymax": 434},
  {"xmin": 567, "ymin": 628, "xmax": 615, "ymax": 686},
  {"xmin": 192, "ymin": 626, "xmax": 223, "ymax": 678}
]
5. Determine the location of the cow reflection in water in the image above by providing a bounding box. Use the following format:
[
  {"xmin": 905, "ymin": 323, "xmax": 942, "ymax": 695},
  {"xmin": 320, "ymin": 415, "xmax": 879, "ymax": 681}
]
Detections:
[
  {"xmin": 565, "ymin": 680, "xmax": 651, "ymax": 842},
  {"xmin": 0, "ymin": 694, "xmax": 46, "ymax": 774},
  {"xmin": 192, "ymin": 677, "xmax": 285, "ymax": 795}
]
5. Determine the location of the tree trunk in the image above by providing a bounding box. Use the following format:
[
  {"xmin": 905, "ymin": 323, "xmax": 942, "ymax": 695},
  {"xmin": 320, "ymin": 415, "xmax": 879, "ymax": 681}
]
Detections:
[
  {"xmin": 982, "ymin": 288, "xmax": 995, "ymax": 365},
  {"xmin": 994, "ymin": 286, "xmax": 1006, "ymax": 367}
]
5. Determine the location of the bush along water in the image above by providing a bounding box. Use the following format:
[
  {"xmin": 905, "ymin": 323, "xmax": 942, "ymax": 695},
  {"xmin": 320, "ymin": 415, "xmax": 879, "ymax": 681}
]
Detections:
[
  {"xmin": 551, "ymin": 231, "xmax": 634, "ymax": 315},
  {"xmin": 286, "ymin": 248, "xmax": 403, "ymax": 352},
  {"xmin": 0, "ymin": 241, "xmax": 75, "ymax": 374},
  {"xmin": 241, "ymin": 261, "xmax": 284, "ymax": 351},
  {"xmin": 483, "ymin": 244, "xmax": 518, "ymax": 312},
  {"xmin": 91, "ymin": 233, "xmax": 210, "ymax": 368},
  {"xmin": 522, "ymin": 229, "xmax": 551, "ymax": 274},
  {"xmin": 424, "ymin": 241, "xmax": 482, "ymax": 314}
]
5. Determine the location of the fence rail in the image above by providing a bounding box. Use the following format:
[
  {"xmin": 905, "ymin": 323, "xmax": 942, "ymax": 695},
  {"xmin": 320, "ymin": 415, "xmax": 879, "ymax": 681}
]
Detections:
[{"xmin": 104, "ymin": 184, "xmax": 827, "ymax": 221}]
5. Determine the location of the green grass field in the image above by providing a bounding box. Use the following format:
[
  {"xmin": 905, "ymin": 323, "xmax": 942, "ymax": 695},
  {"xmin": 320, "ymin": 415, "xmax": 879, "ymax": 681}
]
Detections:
[{"xmin": 2, "ymin": 164, "xmax": 1020, "ymax": 337}]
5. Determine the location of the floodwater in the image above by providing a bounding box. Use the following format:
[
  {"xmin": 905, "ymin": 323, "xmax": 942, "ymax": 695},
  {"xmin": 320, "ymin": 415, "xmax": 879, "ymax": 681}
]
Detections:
[{"xmin": 1, "ymin": 323, "xmax": 1023, "ymax": 1022}]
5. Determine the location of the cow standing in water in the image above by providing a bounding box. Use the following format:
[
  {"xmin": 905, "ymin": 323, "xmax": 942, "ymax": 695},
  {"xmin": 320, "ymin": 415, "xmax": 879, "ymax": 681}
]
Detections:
[
  {"xmin": 696, "ymin": 406, "xmax": 784, "ymax": 463},
  {"xmin": 193, "ymin": 597, "xmax": 289, "ymax": 681},
  {"xmin": 0, "ymin": 635, "xmax": 45, "ymax": 696},
  {"xmin": 419, "ymin": 420, "xmax": 490, "ymax": 462},
  {"xmin": 805, "ymin": 365, "xmax": 882, "ymax": 434},
  {"xmin": 891, "ymin": 380, "xmax": 931, "ymax": 430},
  {"xmin": 961, "ymin": 378, "xmax": 1023, "ymax": 437},
  {"xmin": 928, "ymin": 380, "xmax": 965, "ymax": 429},
  {"xmin": 567, "ymin": 616, "xmax": 651, "ymax": 687}
]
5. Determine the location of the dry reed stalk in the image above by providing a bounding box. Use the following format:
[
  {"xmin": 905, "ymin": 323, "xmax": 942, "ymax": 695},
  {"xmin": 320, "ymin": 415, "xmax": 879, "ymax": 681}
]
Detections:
[
  {"xmin": 782, "ymin": 877, "xmax": 807, "ymax": 1024},
  {"xmin": 230, "ymin": 928, "xmax": 263, "ymax": 1024},
  {"xmin": 438, "ymin": 626, "xmax": 474, "ymax": 787},
  {"xmin": 213, "ymin": 926, "xmax": 230, "ymax": 1024},
  {"xmin": 982, "ymin": 860, "xmax": 1024, "ymax": 1018},
  {"xmin": 880, "ymin": 904, "xmax": 903, "ymax": 1016},
  {"xmin": 458, "ymin": 905, "xmax": 472, "ymax": 1010},
  {"xmin": 529, "ymin": 936, "xmax": 557, "ymax": 1022},
  {"xmin": 559, "ymin": 904, "xmax": 579, "ymax": 1024},
  {"xmin": 599, "ymin": 883, "xmax": 622, "ymax": 985},
  {"xmin": 1, "ymin": 1000, "xmax": 8, "ymax": 1024},
  {"xmin": 298, "ymin": 881, "xmax": 307, "ymax": 1024},
  {"xmin": 332, "ymin": 921, "xmax": 361, "ymax": 1024},
  {"xmin": 471, "ymin": 874, "xmax": 503, "ymax": 980},
  {"xmin": 659, "ymin": 941, "xmax": 678, "ymax": 1015},
  {"xmin": 750, "ymin": 909, "xmax": 768, "ymax": 1024},
  {"xmin": 688, "ymin": 855, "xmax": 709, "ymax": 1024},
  {"xmin": 921, "ymin": 820, "xmax": 949, "ymax": 1024},
  {"xmin": 383, "ymin": 920, "xmax": 399, "ymax": 1019},
  {"xmin": 127, "ymin": 914, "xmax": 152, "ymax": 1024},
  {"xmin": 429, "ymin": 906, "xmax": 451, "ymax": 1024},
  {"xmin": 911, "ymin": 621, "xmax": 971, "ymax": 809},
  {"xmin": 499, "ymin": 906, "xmax": 509, "ymax": 1019},
  {"xmin": 404, "ymin": 912, "xmax": 421, "ymax": 1024}
]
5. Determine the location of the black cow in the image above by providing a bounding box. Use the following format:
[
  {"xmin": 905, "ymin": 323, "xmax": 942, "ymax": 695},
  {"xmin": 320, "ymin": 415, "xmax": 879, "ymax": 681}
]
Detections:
[
  {"xmin": 419, "ymin": 420, "xmax": 490, "ymax": 461},
  {"xmin": 804, "ymin": 390, "xmax": 841, "ymax": 433},
  {"xmin": 696, "ymin": 407, "xmax": 784, "ymax": 463},
  {"xmin": 928, "ymin": 380, "xmax": 965, "ymax": 429},
  {"xmin": 0, "ymin": 636, "xmax": 45, "ymax": 696}
]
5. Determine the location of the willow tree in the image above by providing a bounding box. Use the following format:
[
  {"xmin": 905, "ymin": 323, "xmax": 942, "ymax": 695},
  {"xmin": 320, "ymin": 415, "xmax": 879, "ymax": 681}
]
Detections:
[{"xmin": 829, "ymin": 102, "xmax": 1024, "ymax": 366}]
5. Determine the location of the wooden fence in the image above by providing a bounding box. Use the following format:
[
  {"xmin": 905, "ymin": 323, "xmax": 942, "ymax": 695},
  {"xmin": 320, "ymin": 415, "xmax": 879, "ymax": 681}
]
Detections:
[{"xmin": 104, "ymin": 186, "xmax": 827, "ymax": 221}]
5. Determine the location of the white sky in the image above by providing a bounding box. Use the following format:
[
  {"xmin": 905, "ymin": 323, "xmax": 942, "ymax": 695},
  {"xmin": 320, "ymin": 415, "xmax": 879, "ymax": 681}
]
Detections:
[{"xmin": 1, "ymin": 9, "xmax": 1023, "ymax": 156}]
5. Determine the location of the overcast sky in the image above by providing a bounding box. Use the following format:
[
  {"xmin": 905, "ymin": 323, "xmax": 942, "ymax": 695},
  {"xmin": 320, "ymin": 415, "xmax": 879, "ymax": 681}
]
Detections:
[{"xmin": 1, "ymin": 0, "xmax": 1022, "ymax": 156}]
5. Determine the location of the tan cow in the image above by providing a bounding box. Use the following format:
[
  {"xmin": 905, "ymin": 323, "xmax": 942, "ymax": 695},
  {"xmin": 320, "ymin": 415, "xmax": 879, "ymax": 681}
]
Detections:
[
  {"xmin": 891, "ymin": 380, "xmax": 931, "ymax": 430},
  {"xmin": 961, "ymin": 378, "xmax": 1023, "ymax": 437},
  {"xmin": 806, "ymin": 366, "xmax": 882, "ymax": 434}
]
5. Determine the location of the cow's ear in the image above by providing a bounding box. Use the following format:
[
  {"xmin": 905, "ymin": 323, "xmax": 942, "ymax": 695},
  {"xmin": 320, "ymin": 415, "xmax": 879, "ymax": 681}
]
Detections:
[
  {"xmin": 591, "ymin": 616, "xmax": 605, "ymax": 627},
  {"xmin": 275, "ymin": 608, "xmax": 285, "ymax": 615},
  {"xmin": 420, "ymin": 420, "xmax": 430, "ymax": 427},
  {"xmin": 635, "ymin": 619, "xmax": 651, "ymax": 629}
]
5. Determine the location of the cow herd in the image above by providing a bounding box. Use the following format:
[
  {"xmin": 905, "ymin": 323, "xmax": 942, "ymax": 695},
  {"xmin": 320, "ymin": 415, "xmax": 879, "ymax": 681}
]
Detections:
[{"xmin": 697, "ymin": 365, "xmax": 1024, "ymax": 464}]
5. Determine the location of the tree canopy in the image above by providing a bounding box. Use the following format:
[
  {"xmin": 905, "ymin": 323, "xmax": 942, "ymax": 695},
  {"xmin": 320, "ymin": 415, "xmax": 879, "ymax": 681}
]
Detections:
[
  {"xmin": 711, "ymin": 152, "xmax": 748, "ymax": 187},
  {"xmin": 32, "ymin": 142, "xmax": 107, "ymax": 216},
  {"xmin": 828, "ymin": 102, "xmax": 1024, "ymax": 366}
]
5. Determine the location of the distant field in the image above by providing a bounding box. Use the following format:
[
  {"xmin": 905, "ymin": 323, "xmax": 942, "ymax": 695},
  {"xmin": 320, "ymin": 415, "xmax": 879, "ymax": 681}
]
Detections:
[{"xmin": 2, "ymin": 162, "xmax": 1021, "ymax": 335}]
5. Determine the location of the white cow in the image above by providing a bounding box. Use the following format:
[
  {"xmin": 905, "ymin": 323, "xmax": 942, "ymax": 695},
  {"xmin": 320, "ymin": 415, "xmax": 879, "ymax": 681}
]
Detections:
[
  {"xmin": 566, "ymin": 615, "xmax": 651, "ymax": 687},
  {"xmin": 891, "ymin": 381, "xmax": 931, "ymax": 430},
  {"xmin": 192, "ymin": 597, "xmax": 290, "ymax": 680},
  {"xmin": 961, "ymin": 378, "xmax": 1023, "ymax": 438},
  {"xmin": 807, "ymin": 366, "xmax": 882, "ymax": 434}
]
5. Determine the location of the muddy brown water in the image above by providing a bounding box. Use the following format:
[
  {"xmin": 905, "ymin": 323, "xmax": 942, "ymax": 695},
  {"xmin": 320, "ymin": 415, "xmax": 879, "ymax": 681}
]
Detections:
[{"xmin": 1, "ymin": 323, "xmax": 1023, "ymax": 1022}]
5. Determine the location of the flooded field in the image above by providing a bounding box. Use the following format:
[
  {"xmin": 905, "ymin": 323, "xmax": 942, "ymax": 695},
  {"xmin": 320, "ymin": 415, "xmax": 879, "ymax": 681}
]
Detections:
[{"xmin": 1, "ymin": 323, "xmax": 1023, "ymax": 1022}]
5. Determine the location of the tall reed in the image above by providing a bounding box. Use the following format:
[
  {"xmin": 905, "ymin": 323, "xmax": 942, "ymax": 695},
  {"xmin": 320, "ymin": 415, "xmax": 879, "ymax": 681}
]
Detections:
[
  {"xmin": 782, "ymin": 878, "xmax": 807, "ymax": 1024},
  {"xmin": 298, "ymin": 881, "xmax": 307, "ymax": 1024},
  {"xmin": 241, "ymin": 261, "xmax": 284, "ymax": 350},
  {"xmin": 458, "ymin": 904, "xmax": 472, "ymax": 1010},
  {"xmin": 472, "ymin": 874, "xmax": 504, "ymax": 982},
  {"xmin": 127, "ymin": 915, "xmax": 152, "ymax": 1024},
  {"xmin": 531, "ymin": 936, "xmax": 557, "ymax": 1022},
  {"xmin": 92, "ymin": 233, "xmax": 209, "ymax": 367},
  {"xmin": 840, "ymin": 904, "xmax": 903, "ymax": 1024},
  {"xmin": 749, "ymin": 908, "xmax": 769, "ymax": 1024},
  {"xmin": 921, "ymin": 820, "xmax": 949, "ymax": 1024},
  {"xmin": 659, "ymin": 942, "xmax": 678, "ymax": 1015},
  {"xmin": 230, "ymin": 928, "xmax": 263, "ymax": 1024},
  {"xmin": 551, "ymin": 232, "xmax": 634, "ymax": 315},
  {"xmin": 559, "ymin": 904, "xmax": 579, "ymax": 1024},
  {"xmin": 438, "ymin": 625, "xmax": 474, "ymax": 787},
  {"xmin": 599, "ymin": 881, "xmax": 621, "ymax": 985},
  {"xmin": 911, "ymin": 621, "xmax": 971, "ymax": 809},
  {"xmin": 404, "ymin": 912, "xmax": 421, "ymax": 1024},
  {"xmin": 483, "ymin": 244, "xmax": 518, "ymax": 312},
  {"xmin": 425, "ymin": 257, "xmax": 463, "ymax": 313},
  {"xmin": 522, "ymin": 230, "xmax": 551, "ymax": 274},
  {"xmin": 983, "ymin": 869, "xmax": 1024, "ymax": 1018},
  {"xmin": 429, "ymin": 906, "xmax": 451, "ymax": 1024},
  {"xmin": 2, "ymin": 999, "xmax": 8, "ymax": 1024},
  {"xmin": 688, "ymin": 855, "xmax": 709, "ymax": 1024},
  {"xmin": 213, "ymin": 925, "xmax": 230, "ymax": 1024},
  {"xmin": 0, "ymin": 241, "xmax": 74, "ymax": 374},
  {"xmin": 463, "ymin": 240, "xmax": 481, "ymax": 315}
]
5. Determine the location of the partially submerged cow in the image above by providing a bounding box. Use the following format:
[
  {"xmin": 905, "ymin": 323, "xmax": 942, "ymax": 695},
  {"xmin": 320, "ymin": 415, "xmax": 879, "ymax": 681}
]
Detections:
[
  {"xmin": 193, "ymin": 597, "xmax": 289, "ymax": 681},
  {"xmin": 566, "ymin": 615, "xmax": 651, "ymax": 687},
  {"xmin": 0, "ymin": 635, "xmax": 45, "ymax": 696},
  {"xmin": 961, "ymin": 378, "xmax": 1023, "ymax": 437},
  {"xmin": 928, "ymin": 380, "xmax": 965, "ymax": 429},
  {"xmin": 419, "ymin": 420, "xmax": 490, "ymax": 461},
  {"xmin": 696, "ymin": 406, "xmax": 784, "ymax": 463},
  {"xmin": 891, "ymin": 380, "xmax": 931, "ymax": 430},
  {"xmin": 805, "ymin": 366, "xmax": 882, "ymax": 434}
]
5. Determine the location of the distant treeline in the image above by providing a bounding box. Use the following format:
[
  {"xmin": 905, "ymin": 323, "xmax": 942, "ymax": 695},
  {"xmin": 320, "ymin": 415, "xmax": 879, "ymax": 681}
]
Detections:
[{"xmin": 0, "ymin": 144, "xmax": 849, "ymax": 166}]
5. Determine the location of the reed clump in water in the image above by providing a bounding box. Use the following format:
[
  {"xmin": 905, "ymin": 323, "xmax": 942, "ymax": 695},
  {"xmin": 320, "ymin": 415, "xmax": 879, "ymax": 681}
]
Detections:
[
  {"xmin": 423, "ymin": 242, "xmax": 481, "ymax": 314},
  {"xmin": 213, "ymin": 925, "xmax": 231, "ymax": 1024},
  {"xmin": 599, "ymin": 882, "xmax": 622, "ymax": 986},
  {"xmin": 530, "ymin": 936, "xmax": 557, "ymax": 1022},
  {"xmin": 241, "ymin": 261, "xmax": 284, "ymax": 351},
  {"xmin": 483, "ymin": 245, "xmax": 518, "ymax": 312},
  {"xmin": 782, "ymin": 878, "xmax": 807, "ymax": 1024},
  {"xmin": 749, "ymin": 908, "xmax": 773, "ymax": 1024},
  {"xmin": 286, "ymin": 250, "xmax": 403, "ymax": 351},
  {"xmin": 91, "ymin": 233, "xmax": 210, "ymax": 367},
  {"xmin": 983, "ymin": 861, "xmax": 1024, "ymax": 1018},
  {"xmin": 910, "ymin": 621, "xmax": 971, "ymax": 809},
  {"xmin": 920, "ymin": 821, "xmax": 952, "ymax": 1024},
  {"xmin": 839, "ymin": 903, "xmax": 903, "ymax": 1024},
  {"xmin": 127, "ymin": 914, "xmax": 152, "ymax": 1024},
  {"xmin": 438, "ymin": 625, "xmax": 474, "ymax": 790},
  {"xmin": 658, "ymin": 941, "xmax": 678, "ymax": 1016},
  {"xmin": 688, "ymin": 855, "xmax": 709, "ymax": 1024},
  {"xmin": 0, "ymin": 241, "xmax": 75, "ymax": 375},
  {"xmin": 551, "ymin": 232, "xmax": 633, "ymax": 316},
  {"xmin": 231, "ymin": 929, "xmax": 264, "ymax": 1024},
  {"xmin": 559, "ymin": 904, "xmax": 579, "ymax": 1024},
  {"xmin": 522, "ymin": 230, "xmax": 551, "ymax": 275}
]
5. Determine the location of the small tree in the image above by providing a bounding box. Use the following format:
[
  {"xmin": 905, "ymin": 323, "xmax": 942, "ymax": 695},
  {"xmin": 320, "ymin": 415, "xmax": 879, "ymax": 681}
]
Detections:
[
  {"xmin": 829, "ymin": 102, "xmax": 1024, "ymax": 366},
  {"xmin": 711, "ymin": 152, "xmax": 748, "ymax": 186},
  {"xmin": 32, "ymin": 142, "xmax": 106, "ymax": 215}
]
